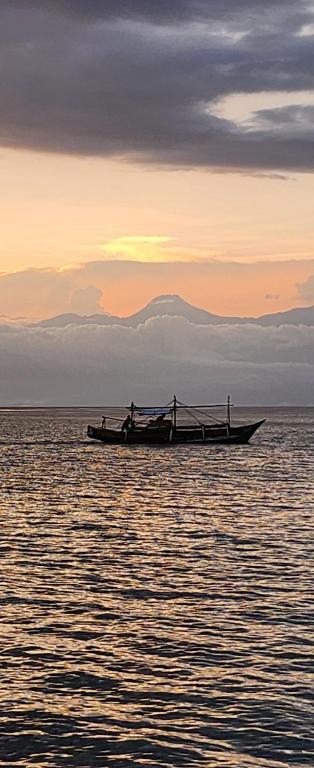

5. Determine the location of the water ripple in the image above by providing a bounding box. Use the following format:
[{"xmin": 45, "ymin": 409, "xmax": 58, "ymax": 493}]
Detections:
[{"xmin": 0, "ymin": 407, "xmax": 313, "ymax": 767}]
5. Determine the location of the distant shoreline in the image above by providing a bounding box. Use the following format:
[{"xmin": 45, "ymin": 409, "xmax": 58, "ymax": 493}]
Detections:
[{"xmin": 1, "ymin": 405, "xmax": 314, "ymax": 411}]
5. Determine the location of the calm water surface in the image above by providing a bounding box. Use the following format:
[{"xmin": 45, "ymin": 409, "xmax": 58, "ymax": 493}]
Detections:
[{"xmin": 0, "ymin": 408, "xmax": 313, "ymax": 767}]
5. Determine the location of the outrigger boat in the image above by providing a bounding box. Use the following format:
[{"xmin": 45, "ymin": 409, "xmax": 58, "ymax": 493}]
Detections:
[{"xmin": 87, "ymin": 396, "xmax": 265, "ymax": 445}]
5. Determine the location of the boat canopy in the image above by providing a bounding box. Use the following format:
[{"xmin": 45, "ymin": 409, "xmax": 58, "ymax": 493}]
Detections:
[{"xmin": 135, "ymin": 407, "xmax": 173, "ymax": 416}]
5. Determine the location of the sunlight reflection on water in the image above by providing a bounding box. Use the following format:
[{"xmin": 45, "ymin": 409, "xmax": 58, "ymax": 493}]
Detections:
[{"xmin": 0, "ymin": 408, "xmax": 313, "ymax": 767}]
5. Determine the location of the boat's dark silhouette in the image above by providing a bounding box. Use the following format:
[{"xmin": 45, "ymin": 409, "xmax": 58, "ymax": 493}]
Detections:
[{"xmin": 87, "ymin": 396, "xmax": 265, "ymax": 445}]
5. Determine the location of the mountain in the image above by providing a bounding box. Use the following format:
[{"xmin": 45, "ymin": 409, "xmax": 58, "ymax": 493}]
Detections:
[
  {"xmin": 32, "ymin": 294, "xmax": 314, "ymax": 328},
  {"xmin": 34, "ymin": 312, "xmax": 122, "ymax": 328},
  {"xmin": 257, "ymin": 306, "xmax": 314, "ymax": 326},
  {"xmin": 32, "ymin": 295, "xmax": 227, "ymax": 328},
  {"xmin": 125, "ymin": 294, "xmax": 237, "ymax": 326}
]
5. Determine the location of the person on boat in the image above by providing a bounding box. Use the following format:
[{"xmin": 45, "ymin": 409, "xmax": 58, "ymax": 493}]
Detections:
[
  {"xmin": 121, "ymin": 414, "xmax": 135, "ymax": 432},
  {"xmin": 147, "ymin": 413, "xmax": 171, "ymax": 429},
  {"xmin": 156, "ymin": 413, "xmax": 171, "ymax": 426}
]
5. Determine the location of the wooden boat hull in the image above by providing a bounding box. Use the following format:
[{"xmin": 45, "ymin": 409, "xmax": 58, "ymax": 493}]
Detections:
[{"xmin": 87, "ymin": 420, "xmax": 265, "ymax": 446}]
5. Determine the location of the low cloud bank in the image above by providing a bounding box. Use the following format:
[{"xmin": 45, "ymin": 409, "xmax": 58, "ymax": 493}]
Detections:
[{"xmin": 1, "ymin": 317, "xmax": 313, "ymax": 405}]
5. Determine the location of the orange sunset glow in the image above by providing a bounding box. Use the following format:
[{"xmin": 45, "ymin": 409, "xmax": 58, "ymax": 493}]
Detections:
[{"xmin": 1, "ymin": 148, "xmax": 314, "ymax": 319}]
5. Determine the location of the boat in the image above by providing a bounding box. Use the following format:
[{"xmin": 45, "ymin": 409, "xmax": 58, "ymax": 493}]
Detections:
[{"xmin": 87, "ymin": 396, "xmax": 265, "ymax": 445}]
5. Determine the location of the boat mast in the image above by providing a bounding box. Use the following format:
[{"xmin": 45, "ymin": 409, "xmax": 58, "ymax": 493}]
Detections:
[
  {"xmin": 227, "ymin": 395, "xmax": 231, "ymax": 428},
  {"xmin": 173, "ymin": 394, "xmax": 177, "ymax": 430}
]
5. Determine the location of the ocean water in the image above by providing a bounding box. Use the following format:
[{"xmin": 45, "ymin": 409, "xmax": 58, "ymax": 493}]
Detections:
[{"xmin": 0, "ymin": 407, "xmax": 313, "ymax": 768}]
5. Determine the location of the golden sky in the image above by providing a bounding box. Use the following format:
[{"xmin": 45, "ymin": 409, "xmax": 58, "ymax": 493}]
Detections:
[{"xmin": 2, "ymin": 148, "xmax": 314, "ymax": 271}]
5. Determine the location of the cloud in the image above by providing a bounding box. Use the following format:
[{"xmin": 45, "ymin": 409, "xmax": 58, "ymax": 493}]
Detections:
[
  {"xmin": 3, "ymin": 1, "xmax": 307, "ymax": 24},
  {"xmin": 103, "ymin": 236, "xmax": 173, "ymax": 261},
  {"xmin": 0, "ymin": 317, "xmax": 313, "ymax": 405},
  {"xmin": 250, "ymin": 105, "xmax": 314, "ymax": 136},
  {"xmin": 69, "ymin": 286, "xmax": 104, "ymax": 314},
  {"xmin": 0, "ymin": 268, "xmax": 105, "ymax": 318},
  {"xmin": 297, "ymin": 275, "xmax": 314, "ymax": 303},
  {"xmin": 0, "ymin": 268, "xmax": 72, "ymax": 320},
  {"xmin": 0, "ymin": 2, "xmax": 313, "ymax": 172}
]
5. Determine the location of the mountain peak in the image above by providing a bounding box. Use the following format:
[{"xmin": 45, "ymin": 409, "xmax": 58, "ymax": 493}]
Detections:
[
  {"xmin": 126, "ymin": 294, "xmax": 220, "ymax": 325},
  {"xmin": 150, "ymin": 294, "xmax": 183, "ymax": 304}
]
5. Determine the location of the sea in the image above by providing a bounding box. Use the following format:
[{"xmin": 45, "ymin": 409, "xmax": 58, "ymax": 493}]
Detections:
[{"xmin": 0, "ymin": 407, "xmax": 313, "ymax": 768}]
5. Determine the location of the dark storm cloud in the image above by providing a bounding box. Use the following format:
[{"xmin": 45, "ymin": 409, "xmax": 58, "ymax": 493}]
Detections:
[
  {"xmin": 3, "ymin": 1, "xmax": 308, "ymax": 23},
  {"xmin": 0, "ymin": 1, "xmax": 313, "ymax": 171},
  {"xmin": 252, "ymin": 105, "xmax": 314, "ymax": 131}
]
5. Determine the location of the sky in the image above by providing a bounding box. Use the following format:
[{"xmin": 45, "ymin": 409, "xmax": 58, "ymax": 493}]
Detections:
[
  {"xmin": 0, "ymin": 0, "xmax": 314, "ymax": 321},
  {"xmin": 1, "ymin": 1, "xmax": 314, "ymax": 404}
]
